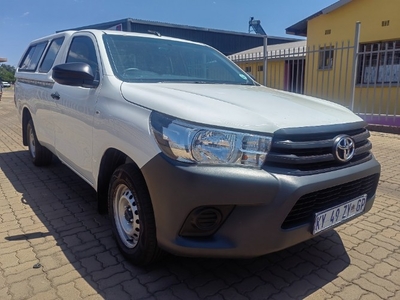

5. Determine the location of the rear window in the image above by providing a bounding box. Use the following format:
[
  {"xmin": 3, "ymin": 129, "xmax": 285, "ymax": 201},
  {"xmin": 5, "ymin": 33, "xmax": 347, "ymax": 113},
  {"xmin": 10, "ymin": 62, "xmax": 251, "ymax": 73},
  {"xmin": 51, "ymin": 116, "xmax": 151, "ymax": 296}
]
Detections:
[{"xmin": 19, "ymin": 42, "xmax": 48, "ymax": 71}]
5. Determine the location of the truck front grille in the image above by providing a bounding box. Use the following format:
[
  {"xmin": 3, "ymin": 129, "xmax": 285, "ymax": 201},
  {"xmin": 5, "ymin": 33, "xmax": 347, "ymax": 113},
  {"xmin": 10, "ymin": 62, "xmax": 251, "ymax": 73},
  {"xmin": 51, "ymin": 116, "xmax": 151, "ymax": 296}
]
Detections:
[
  {"xmin": 281, "ymin": 173, "xmax": 379, "ymax": 229},
  {"xmin": 265, "ymin": 127, "xmax": 372, "ymax": 175}
]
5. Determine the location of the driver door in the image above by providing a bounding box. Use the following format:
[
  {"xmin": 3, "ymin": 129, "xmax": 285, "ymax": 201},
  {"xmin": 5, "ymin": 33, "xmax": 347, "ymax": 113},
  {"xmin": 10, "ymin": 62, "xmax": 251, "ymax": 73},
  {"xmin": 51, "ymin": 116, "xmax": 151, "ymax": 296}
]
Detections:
[{"xmin": 53, "ymin": 34, "xmax": 100, "ymax": 186}]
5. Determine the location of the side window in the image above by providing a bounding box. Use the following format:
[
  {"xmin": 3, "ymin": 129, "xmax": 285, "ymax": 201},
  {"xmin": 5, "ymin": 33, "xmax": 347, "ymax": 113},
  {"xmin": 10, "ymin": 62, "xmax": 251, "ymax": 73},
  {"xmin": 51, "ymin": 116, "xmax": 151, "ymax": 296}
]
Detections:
[
  {"xmin": 19, "ymin": 42, "xmax": 48, "ymax": 71},
  {"xmin": 318, "ymin": 46, "xmax": 335, "ymax": 70},
  {"xmin": 66, "ymin": 36, "xmax": 98, "ymax": 77},
  {"xmin": 39, "ymin": 37, "xmax": 65, "ymax": 73}
]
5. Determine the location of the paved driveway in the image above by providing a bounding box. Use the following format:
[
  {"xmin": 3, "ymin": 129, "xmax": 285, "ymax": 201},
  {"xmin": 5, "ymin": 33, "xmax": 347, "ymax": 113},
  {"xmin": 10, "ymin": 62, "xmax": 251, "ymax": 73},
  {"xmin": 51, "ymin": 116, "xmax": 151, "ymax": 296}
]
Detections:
[{"xmin": 1, "ymin": 89, "xmax": 399, "ymax": 300}]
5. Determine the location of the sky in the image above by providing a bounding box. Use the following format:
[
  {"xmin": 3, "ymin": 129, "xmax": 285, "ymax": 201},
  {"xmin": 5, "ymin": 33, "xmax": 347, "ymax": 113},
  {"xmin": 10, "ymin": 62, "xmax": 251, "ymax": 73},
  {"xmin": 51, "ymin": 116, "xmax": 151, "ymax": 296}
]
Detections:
[{"xmin": 0, "ymin": 0, "xmax": 336, "ymax": 67}]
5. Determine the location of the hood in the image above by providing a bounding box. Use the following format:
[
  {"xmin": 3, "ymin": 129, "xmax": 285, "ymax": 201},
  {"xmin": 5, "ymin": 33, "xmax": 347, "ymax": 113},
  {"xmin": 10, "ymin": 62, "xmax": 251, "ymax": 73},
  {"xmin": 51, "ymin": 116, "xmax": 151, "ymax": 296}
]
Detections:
[{"xmin": 120, "ymin": 83, "xmax": 363, "ymax": 133}]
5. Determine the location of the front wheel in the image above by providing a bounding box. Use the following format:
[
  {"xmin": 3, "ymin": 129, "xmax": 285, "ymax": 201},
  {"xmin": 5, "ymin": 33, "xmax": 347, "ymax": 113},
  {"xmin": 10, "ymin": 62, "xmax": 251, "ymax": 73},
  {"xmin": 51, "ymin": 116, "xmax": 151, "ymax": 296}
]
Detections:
[
  {"xmin": 108, "ymin": 164, "xmax": 163, "ymax": 265},
  {"xmin": 26, "ymin": 119, "xmax": 53, "ymax": 166}
]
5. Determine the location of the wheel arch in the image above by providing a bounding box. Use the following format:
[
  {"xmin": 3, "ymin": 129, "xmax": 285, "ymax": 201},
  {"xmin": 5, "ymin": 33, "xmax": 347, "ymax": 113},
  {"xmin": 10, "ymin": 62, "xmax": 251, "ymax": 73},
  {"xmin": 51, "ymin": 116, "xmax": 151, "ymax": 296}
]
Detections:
[{"xmin": 96, "ymin": 148, "xmax": 144, "ymax": 214}]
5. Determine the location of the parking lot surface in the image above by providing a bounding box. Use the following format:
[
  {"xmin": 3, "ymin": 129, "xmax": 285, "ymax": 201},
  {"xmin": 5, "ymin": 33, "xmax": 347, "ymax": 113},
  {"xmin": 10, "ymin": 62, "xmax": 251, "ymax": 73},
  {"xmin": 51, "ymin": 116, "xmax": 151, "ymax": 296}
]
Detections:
[{"xmin": 1, "ymin": 88, "xmax": 400, "ymax": 300}]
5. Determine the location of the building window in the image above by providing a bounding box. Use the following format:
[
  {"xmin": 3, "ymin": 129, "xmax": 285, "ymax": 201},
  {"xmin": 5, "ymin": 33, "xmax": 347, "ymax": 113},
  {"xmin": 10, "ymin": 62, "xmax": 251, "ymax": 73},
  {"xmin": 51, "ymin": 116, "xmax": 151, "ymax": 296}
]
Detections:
[
  {"xmin": 257, "ymin": 65, "xmax": 263, "ymax": 72},
  {"xmin": 359, "ymin": 40, "xmax": 400, "ymax": 84},
  {"xmin": 245, "ymin": 66, "xmax": 252, "ymax": 72},
  {"xmin": 318, "ymin": 46, "xmax": 334, "ymax": 70}
]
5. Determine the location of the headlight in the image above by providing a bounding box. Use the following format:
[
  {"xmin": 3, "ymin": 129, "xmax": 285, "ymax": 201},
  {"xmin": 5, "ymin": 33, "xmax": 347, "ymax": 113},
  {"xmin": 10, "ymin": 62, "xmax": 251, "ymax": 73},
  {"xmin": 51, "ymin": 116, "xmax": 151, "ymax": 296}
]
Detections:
[{"xmin": 150, "ymin": 112, "xmax": 272, "ymax": 168}]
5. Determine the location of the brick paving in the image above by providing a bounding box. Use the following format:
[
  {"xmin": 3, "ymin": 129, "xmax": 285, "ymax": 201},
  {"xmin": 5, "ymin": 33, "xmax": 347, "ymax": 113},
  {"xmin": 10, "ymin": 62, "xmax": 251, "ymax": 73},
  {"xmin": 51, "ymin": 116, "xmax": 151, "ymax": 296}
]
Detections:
[{"xmin": 0, "ymin": 88, "xmax": 399, "ymax": 300}]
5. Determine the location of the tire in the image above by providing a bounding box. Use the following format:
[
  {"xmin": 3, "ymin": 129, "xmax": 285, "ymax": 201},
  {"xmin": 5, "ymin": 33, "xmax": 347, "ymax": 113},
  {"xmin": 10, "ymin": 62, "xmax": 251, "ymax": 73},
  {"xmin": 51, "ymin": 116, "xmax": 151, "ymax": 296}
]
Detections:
[
  {"xmin": 108, "ymin": 164, "xmax": 163, "ymax": 265},
  {"xmin": 26, "ymin": 119, "xmax": 53, "ymax": 166}
]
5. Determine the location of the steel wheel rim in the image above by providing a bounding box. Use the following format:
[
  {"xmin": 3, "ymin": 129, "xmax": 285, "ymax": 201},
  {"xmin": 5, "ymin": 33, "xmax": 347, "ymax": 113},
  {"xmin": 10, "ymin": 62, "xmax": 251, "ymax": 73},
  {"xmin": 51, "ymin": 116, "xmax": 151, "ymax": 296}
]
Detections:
[
  {"xmin": 113, "ymin": 184, "xmax": 140, "ymax": 248},
  {"xmin": 28, "ymin": 126, "xmax": 36, "ymax": 158}
]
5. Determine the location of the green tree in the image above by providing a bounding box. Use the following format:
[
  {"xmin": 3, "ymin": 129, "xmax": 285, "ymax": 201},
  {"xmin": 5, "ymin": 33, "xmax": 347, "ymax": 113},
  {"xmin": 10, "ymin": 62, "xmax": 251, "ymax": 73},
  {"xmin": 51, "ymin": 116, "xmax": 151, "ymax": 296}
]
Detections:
[{"xmin": 0, "ymin": 64, "xmax": 16, "ymax": 83}]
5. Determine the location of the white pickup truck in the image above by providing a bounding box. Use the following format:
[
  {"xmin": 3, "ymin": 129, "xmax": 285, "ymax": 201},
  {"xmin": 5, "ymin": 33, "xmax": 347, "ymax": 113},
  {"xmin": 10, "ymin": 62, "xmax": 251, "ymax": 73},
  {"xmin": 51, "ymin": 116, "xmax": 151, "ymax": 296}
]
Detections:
[{"xmin": 15, "ymin": 29, "xmax": 380, "ymax": 265}]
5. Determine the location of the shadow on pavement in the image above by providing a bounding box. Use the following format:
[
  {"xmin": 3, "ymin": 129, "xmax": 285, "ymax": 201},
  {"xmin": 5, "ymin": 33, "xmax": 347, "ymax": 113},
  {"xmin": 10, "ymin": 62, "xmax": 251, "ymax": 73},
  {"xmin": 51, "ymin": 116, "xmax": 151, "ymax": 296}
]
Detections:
[{"xmin": 0, "ymin": 149, "xmax": 350, "ymax": 299}]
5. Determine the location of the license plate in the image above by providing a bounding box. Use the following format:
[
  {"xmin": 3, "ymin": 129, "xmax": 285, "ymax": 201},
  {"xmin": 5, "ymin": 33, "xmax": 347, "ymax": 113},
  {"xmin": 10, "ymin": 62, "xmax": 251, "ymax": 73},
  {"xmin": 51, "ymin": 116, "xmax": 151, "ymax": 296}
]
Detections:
[{"xmin": 313, "ymin": 194, "xmax": 367, "ymax": 235}]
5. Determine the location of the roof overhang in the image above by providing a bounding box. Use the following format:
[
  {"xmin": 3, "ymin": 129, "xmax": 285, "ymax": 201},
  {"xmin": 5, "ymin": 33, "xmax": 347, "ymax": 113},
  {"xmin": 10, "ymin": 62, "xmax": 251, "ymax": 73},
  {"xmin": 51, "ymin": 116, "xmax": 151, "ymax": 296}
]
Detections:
[
  {"xmin": 229, "ymin": 40, "xmax": 308, "ymax": 62},
  {"xmin": 285, "ymin": 0, "xmax": 352, "ymax": 36},
  {"xmin": 0, "ymin": 58, "xmax": 7, "ymax": 63}
]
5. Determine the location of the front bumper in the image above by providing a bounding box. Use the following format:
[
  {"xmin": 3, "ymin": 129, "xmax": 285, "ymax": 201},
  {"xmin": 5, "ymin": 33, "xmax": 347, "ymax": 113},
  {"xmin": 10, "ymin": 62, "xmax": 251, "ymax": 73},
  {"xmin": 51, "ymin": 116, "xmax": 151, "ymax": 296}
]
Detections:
[{"xmin": 141, "ymin": 154, "xmax": 381, "ymax": 258}]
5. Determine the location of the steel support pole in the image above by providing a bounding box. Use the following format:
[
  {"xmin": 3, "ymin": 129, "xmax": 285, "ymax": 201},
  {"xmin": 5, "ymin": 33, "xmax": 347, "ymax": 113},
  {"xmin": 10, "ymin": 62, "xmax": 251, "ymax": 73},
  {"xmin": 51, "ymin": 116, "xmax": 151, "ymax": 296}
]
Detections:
[
  {"xmin": 263, "ymin": 35, "xmax": 268, "ymax": 86},
  {"xmin": 350, "ymin": 22, "xmax": 361, "ymax": 111}
]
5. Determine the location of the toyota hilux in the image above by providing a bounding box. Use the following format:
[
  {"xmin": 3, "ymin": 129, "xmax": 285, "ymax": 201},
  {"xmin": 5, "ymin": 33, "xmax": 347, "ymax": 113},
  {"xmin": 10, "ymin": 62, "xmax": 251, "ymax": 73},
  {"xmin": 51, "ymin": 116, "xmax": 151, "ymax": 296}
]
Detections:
[{"xmin": 14, "ymin": 29, "xmax": 380, "ymax": 265}]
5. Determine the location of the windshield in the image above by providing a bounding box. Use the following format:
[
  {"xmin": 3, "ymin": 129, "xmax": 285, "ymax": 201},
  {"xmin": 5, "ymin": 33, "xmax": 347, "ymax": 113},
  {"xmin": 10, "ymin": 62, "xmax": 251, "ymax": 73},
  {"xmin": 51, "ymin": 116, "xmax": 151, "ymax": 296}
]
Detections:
[{"xmin": 103, "ymin": 34, "xmax": 254, "ymax": 85}]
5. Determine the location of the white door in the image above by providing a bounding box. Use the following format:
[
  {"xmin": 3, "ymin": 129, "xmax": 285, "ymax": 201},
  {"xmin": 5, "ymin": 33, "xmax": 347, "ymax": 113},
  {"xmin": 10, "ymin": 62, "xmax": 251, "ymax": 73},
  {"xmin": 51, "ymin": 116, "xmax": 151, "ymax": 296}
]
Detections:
[{"xmin": 53, "ymin": 34, "xmax": 101, "ymax": 186}]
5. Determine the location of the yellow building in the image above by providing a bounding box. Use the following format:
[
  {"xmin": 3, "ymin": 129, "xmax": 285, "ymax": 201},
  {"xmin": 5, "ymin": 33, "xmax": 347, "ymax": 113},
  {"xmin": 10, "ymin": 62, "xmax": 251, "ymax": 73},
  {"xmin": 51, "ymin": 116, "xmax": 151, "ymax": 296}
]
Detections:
[
  {"xmin": 286, "ymin": 0, "xmax": 400, "ymax": 126},
  {"xmin": 232, "ymin": 0, "xmax": 400, "ymax": 126}
]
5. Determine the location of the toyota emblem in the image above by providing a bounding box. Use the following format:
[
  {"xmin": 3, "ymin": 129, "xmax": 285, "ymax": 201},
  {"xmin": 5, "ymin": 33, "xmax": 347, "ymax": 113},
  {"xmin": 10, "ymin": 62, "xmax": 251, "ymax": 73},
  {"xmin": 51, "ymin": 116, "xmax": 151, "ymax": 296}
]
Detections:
[{"xmin": 333, "ymin": 135, "xmax": 355, "ymax": 162}]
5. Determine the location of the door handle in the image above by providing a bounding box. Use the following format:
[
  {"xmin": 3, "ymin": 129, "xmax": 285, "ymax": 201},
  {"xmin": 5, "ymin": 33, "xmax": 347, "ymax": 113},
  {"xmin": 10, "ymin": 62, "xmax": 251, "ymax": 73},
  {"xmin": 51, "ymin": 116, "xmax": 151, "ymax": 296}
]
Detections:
[{"xmin": 51, "ymin": 92, "xmax": 60, "ymax": 100}]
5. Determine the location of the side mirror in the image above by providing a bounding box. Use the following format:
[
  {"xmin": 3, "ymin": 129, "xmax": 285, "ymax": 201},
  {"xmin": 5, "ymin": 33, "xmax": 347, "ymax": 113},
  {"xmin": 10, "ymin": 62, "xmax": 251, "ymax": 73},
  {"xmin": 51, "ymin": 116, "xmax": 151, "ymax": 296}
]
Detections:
[{"xmin": 52, "ymin": 62, "xmax": 99, "ymax": 88}]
